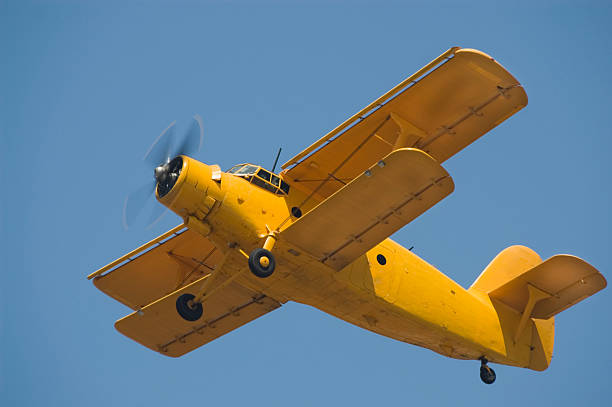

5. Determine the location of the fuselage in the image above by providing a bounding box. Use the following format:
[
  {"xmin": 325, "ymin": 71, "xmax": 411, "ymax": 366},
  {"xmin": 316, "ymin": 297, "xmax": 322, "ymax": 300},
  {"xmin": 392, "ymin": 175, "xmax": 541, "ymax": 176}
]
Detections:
[{"xmin": 157, "ymin": 155, "xmax": 549, "ymax": 370}]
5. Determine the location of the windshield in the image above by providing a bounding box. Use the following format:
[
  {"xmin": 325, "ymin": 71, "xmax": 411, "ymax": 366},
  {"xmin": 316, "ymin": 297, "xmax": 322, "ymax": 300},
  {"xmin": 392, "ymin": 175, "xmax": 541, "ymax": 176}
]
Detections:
[
  {"xmin": 226, "ymin": 164, "xmax": 244, "ymax": 174},
  {"xmin": 233, "ymin": 164, "xmax": 259, "ymax": 176}
]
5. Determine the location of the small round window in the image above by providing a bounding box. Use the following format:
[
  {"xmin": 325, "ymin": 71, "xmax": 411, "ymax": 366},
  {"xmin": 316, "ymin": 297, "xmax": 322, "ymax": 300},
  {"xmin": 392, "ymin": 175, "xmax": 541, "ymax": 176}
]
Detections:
[{"xmin": 376, "ymin": 254, "xmax": 386, "ymax": 265}]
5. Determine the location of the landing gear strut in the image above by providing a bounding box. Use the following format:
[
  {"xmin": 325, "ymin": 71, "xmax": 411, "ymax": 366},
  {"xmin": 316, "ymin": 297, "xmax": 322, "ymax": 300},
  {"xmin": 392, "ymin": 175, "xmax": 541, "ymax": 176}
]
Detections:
[{"xmin": 479, "ymin": 357, "xmax": 496, "ymax": 384}]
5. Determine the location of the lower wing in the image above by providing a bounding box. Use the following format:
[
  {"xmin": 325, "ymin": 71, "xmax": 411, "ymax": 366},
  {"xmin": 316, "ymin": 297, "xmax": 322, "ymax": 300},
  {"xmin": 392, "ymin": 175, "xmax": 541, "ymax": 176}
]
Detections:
[{"xmin": 90, "ymin": 226, "xmax": 282, "ymax": 357}]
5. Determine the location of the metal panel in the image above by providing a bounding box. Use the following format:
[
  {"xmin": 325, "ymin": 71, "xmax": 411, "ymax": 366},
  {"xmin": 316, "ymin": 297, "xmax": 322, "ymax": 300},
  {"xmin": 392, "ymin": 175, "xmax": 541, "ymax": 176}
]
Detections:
[{"xmin": 280, "ymin": 148, "xmax": 454, "ymax": 270}]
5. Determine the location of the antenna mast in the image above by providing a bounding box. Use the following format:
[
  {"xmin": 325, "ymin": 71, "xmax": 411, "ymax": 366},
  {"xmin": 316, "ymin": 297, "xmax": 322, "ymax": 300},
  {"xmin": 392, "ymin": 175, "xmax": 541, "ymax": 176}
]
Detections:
[{"xmin": 271, "ymin": 147, "xmax": 282, "ymax": 173}]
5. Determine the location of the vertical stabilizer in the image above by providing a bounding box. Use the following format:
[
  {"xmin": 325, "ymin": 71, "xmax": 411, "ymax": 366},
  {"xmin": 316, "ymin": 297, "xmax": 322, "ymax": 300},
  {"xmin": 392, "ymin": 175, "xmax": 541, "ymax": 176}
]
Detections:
[{"xmin": 470, "ymin": 245, "xmax": 542, "ymax": 293}]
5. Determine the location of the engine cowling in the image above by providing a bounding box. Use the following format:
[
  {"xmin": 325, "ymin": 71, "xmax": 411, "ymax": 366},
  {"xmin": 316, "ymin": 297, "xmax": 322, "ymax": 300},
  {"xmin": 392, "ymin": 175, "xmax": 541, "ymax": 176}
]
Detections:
[{"xmin": 156, "ymin": 155, "xmax": 222, "ymax": 221}]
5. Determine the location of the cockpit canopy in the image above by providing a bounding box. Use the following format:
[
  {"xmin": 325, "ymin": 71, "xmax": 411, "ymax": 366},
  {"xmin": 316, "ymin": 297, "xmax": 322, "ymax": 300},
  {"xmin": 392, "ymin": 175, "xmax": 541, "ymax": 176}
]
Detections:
[{"xmin": 227, "ymin": 164, "xmax": 290, "ymax": 195}]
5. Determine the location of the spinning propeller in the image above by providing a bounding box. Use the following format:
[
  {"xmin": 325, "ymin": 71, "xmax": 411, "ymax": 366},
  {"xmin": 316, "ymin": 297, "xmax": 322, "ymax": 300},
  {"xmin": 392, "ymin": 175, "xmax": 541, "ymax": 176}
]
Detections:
[{"xmin": 122, "ymin": 114, "xmax": 204, "ymax": 229}]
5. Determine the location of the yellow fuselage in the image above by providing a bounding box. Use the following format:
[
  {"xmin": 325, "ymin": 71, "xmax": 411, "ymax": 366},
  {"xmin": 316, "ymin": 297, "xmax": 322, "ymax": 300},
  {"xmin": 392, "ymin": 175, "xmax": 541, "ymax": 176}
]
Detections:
[{"xmin": 159, "ymin": 156, "xmax": 552, "ymax": 371}]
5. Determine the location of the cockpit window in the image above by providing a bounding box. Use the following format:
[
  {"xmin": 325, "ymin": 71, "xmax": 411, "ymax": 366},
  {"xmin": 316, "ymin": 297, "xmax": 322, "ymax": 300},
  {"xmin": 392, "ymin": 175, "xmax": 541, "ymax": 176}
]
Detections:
[
  {"xmin": 226, "ymin": 164, "xmax": 244, "ymax": 174},
  {"xmin": 227, "ymin": 163, "xmax": 290, "ymax": 195},
  {"xmin": 252, "ymin": 177, "xmax": 277, "ymax": 193},
  {"xmin": 257, "ymin": 169, "xmax": 271, "ymax": 182},
  {"xmin": 280, "ymin": 180, "xmax": 290, "ymax": 194},
  {"xmin": 234, "ymin": 165, "xmax": 258, "ymax": 175}
]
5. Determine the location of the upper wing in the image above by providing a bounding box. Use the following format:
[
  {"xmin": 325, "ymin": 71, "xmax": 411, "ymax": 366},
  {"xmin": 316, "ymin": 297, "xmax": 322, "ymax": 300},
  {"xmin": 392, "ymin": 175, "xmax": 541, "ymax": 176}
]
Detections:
[
  {"xmin": 280, "ymin": 148, "xmax": 453, "ymax": 270},
  {"xmin": 281, "ymin": 47, "xmax": 527, "ymax": 201},
  {"xmin": 91, "ymin": 226, "xmax": 281, "ymax": 357}
]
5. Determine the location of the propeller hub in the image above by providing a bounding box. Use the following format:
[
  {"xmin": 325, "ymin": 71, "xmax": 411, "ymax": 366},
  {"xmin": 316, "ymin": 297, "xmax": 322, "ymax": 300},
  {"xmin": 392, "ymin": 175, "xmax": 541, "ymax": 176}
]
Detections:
[
  {"xmin": 154, "ymin": 164, "xmax": 168, "ymax": 183},
  {"xmin": 156, "ymin": 156, "xmax": 183, "ymax": 198}
]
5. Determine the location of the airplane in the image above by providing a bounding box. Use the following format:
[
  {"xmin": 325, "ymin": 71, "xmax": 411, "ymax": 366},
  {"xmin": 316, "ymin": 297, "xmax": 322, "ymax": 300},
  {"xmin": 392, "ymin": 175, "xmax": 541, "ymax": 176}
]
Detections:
[{"xmin": 88, "ymin": 47, "xmax": 606, "ymax": 384}]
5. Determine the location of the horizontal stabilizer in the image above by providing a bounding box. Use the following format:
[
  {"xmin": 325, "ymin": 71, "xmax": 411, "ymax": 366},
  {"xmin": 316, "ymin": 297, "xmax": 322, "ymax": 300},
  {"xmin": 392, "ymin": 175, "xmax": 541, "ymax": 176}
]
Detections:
[
  {"xmin": 280, "ymin": 148, "xmax": 453, "ymax": 270},
  {"xmin": 489, "ymin": 255, "xmax": 606, "ymax": 319}
]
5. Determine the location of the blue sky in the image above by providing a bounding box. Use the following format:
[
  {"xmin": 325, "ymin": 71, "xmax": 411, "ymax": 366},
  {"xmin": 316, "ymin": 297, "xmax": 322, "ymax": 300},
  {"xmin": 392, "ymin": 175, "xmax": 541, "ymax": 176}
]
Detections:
[{"xmin": 2, "ymin": 1, "xmax": 611, "ymax": 405}]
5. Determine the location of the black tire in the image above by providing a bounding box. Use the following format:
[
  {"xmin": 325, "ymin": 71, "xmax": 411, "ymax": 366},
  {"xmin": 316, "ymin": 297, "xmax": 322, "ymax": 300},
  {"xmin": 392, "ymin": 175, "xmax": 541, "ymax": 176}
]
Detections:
[
  {"xmin": 479, "ymin": 365, "xmax": 496, "ymax": 384},
  {"xmin": 248, "ymin": 248, "xmax": 276, "ymax": 278},
  {"xmin": 176, "ymin": 293, "xmax": 203, "ymax": 321}
]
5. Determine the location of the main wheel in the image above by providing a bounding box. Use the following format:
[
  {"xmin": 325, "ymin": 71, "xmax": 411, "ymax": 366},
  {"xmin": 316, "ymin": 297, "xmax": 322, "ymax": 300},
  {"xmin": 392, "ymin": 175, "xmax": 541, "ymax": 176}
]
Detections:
[
  {"xmin": 248, "ymin": 248, "xmax": 276, "ymax": 278},
  {"xmin": 176, "ymin": 293, "xmax": 203, "ymax": 321},
  {"xmin": 479, "ymin": 364, "xmax": 496, "ymax": 384}
]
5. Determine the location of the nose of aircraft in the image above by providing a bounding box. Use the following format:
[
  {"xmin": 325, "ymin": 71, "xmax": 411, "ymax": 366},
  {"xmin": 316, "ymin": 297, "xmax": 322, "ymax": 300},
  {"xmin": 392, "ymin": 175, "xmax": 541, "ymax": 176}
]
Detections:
[
  {"xmin": 154, "ymin": 156, "xmax": 184, "ymax": 199},
  {"xmin": 155, "ymin": 155, "xmax": 216, "ymax": 220}
]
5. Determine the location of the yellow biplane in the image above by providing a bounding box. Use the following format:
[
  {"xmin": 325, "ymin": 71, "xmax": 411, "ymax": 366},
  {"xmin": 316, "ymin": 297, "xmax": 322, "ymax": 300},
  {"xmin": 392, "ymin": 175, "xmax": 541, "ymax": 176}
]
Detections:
[{"xmin": 89, "ymin": 47, "xmax": 606, "ymax": 384}]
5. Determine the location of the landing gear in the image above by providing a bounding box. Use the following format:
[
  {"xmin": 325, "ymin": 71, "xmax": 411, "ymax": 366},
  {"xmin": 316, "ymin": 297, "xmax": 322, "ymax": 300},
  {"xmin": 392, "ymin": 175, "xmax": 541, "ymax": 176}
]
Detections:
[
  {"xmin": 248, "ymin": 248, "xmax": 276, "ymax": 278},
  {"xmin": 176, "ymin": 293, "xmax": 203, "ymax": 321},
  {"xmin": 479, "ymin": 357, "xmax": 496, "ymax": 384}
]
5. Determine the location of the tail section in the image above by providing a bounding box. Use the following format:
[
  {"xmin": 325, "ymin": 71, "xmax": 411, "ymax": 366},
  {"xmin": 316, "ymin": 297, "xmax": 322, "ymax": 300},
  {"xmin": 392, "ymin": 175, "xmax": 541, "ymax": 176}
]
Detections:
[
  {"xmin": 470, "ymin": 246, "xmax": 606, "ymax": 371},
  {"xmin": 470, "ymin": 245, "xmax": 542, "ymax": 293}
]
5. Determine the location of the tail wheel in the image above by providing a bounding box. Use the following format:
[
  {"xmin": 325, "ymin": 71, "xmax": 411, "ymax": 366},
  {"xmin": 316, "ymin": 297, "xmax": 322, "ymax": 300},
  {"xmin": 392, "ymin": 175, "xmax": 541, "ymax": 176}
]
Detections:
[
  {"xmin": 248, "ymin": 248, "xmax": 276, "ymax": 278},
  {"xmin": 176, "ymin": 293, "xmax": 203, "ymax": 321},
  {"xmin": 479, "ymin": 358, "xmax": 496, "ymax": 384}
]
